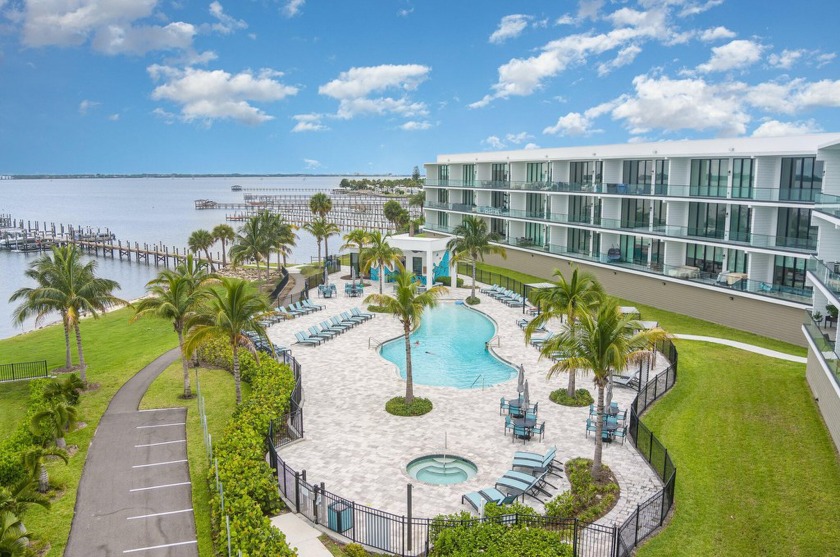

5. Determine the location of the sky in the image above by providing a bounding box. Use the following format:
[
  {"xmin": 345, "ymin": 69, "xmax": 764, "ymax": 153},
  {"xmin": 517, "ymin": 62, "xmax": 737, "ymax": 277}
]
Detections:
[{"xmin": 1, "ymin": 0, "xmax": 840, "ymax": 175}]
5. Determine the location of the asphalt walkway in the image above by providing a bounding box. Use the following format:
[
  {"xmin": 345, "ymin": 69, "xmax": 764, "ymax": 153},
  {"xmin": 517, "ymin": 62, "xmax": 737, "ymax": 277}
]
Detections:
[
  {"xmin": 672, "ymin": 334, "xmax": 807, "ymax": 363},
  {"xmin": 66, "ymin": 348, "xmax": 199, "ymax": 557}
]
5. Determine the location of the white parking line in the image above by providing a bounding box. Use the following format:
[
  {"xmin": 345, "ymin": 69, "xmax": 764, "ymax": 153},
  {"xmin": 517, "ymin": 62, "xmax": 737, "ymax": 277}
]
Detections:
[
  {"xmin": 136, "ymin": 422, "xmax": 185, "ymax": 429},
  {"xmin": 129, "ymin": 481, "xmax": 191, "ymax": 492},
  {"xmin": 132, "ymin": 459, "xmax": 188, "ymax": 469},
  {"xmin": 127, "ymin": 508, "xmax": 193, "ymax": 520},
  {"xmin": 123, "ymin": 540, "xmax": 197, "ymax": 553},
  {"xmin": 134, "ymin": 440, "xmax": 187, "ymax": 448},
  {"xmin": 137, "ymin": 408, "xmax": 179, "ymax": 413}
]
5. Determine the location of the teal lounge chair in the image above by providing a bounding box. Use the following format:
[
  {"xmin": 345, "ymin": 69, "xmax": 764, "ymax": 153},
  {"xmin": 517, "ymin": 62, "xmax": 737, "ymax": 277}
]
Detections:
[
  {"xmin": 308, "ymin": 326, "xmax": 334, "ymax": 341},
  {"xmin": 294, "ymin": 331, "xmax": 321, "ymax": 346},
  {"xmin": 530, "ymin": 332, "xmax": 555, "ymax": 347},
  {"xmin": 331, "ymin": 315, "xmax": 356, "ymax": 329},
  {"xmin": 461, "ymin": 488, "xmax": 518, "ymax": 515},
  {"xmin": 340, "ymin": 311, "xmax": 365, "ymax": 324},
  {"xmin": 293, "ymin": 301, "xmax": 315, "ymax": 314},
  {"xmin": 303, "ymin": 299, "xmax": 325, "ymax": 311},
  {"xmin": 351, "ymin": 307, "xmax": 374, "ymax": 320},
  {"xmin": 512, "ymin": 448, "xmax": 560, "ymax": 477},
  {"xmin": 320, "ymin": 320, "xmax": 345, "ymax": 335},
  {"xmin": 502, "ymin": 470, "xmax": 556, "ymax": 492}
]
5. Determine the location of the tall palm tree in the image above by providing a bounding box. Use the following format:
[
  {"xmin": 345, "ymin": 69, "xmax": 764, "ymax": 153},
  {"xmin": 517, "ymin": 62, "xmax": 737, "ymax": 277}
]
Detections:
[
  {"xmin": 446, "ymin": 215, "xmax": 507, "ymax": 301},
  {"xmin": 21, "ymin": 446, "xmax": 68, "ymax": 494},
  {"xmin": 259, "ymin": 211, "xmax": 298, "ymax": 272},
  {"xmin": 364, "ymin": 270, "xmax": 447, "ymax": 405},
  {"xmin": 133, "ymin": 266, "xmax": 211, "ymax": 398},
  {"xmin": 212, "ymin": 224, "xmax": 236, "ymax": 268},
  {"xmin": 309, "ymin": 192, "xmax": 333, "ymax": 218},
  {"xmin": 275, "ymin": 220, "xmax": 298, "ymax": 271},
  {"xmin": 172, "ymin": 254, "xmax": 213, "ymax": 290},
  {"xmin": 361, "ymin": 231, "xmax": 404, "ymax": 294},
  {"xmin": 185, "ymin": 278, "xmax": 271, "ymax": 405},
  {"xmin": 548, "ymin": 296, "xmax": 668, "ymax": 479},
  {"xmin": 188, "ymin": 229, "xmax": 216, "ymax": 272},
  {"xmin": 230, "ymin": 216, "xmax": 268, "ymax": 281},
  {"xmin": 525, "ymin": 267, "xmax": 604, "ymax": 396},
  {"xmin": 321, "ymin": 220, "xmax": 341, "ymax": 263},
  {"xmin": 342, "ymin": 229, "xmax": 370, "ymax": 275},
  {"xmin": 408, "ymin": 191, "xmax": 425, "ymax": 236},
  {"xmin": 42, "ymin": 374, "xmax": 85, "ymax": 406},
  {"xmin": 303, "ymin": 218, "xmax": 338, "ymax": 266},
  {"xmin": 30, "ymin": 401, "xmax": 78, "ymax": 449},
  {"xmin": 10, "ymin": 245, "xmax": 123, "ymax": 382}
]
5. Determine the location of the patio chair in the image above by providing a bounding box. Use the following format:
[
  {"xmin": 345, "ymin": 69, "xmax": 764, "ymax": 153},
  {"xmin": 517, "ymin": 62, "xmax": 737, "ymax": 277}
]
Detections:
[
  {"xmin": 278, "ymin": 306, "xmax": 301, "ymax": 319},
  {"xmin": 503, "ymin": 415, "xmax": 513, "ymax": 436},
  {"xmin": 461, "ymin": 487, "xmax": 518, "ymax": 515},
  {"xmin": 331, "ymin": 315, "xmax": 356, "ymax": 329},
  {"xmin": 479, "ymin": 284, "xmax": 499, "ymax": 294},
  {"xmin": 340, "ymin": 311, "xmax": 366, "ymax": 325},
  {"xmin": 585, "ymin": 418, "xmax": 597, "ymax": 437},
  {"xmin": 502, "ymin": 469, "xmax": 556, "ymax": 492},
  {"xmin": 309, "ymin": 326, "xmax": 335, "ymax": 341},
  {"xmin": 293, "ymin": 301, "xmax": 316, "ymax": 315},
  {"xmin": 495, "ymin": 471, "xmax": 551, "ymax": 502},
  {"xmin": 513, "ymin": 446, "xmax": 556, "ymax": 464},
  {"xmin": 499, "ymin": 396, "xmax": 509, "ymax": 415},
  {"xmin": 294, "ymin": 331, "xmax": 321, "ymax": 346},
  {"xmin": 531, "ymin": 422, "xmax": 545, "ymax": 442},
  {"xmin": 351, "ymin": 307, "xmax": 374, "ymax": 321},
  {"xmin": 511, "ymin": 423, "xmax": 529, "ymax": 443},
  {"xmin": 614, "ymin": 425, "xmax": 628, "ymax": 444},
  {"xmin": 512, "ymin": 447, "xmax": 561, "ymax": 477},
  {"xmin": 320, "ymin": 320, "xmax": 345, "ymax": 335},
  {"xmin": 303, "ymin": 299, "xmax": 325, "ymax": 311}
]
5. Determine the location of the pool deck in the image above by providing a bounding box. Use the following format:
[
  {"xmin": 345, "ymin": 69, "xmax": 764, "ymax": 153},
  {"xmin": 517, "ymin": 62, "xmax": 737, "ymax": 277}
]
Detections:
[{"xmin": 268, "ymin": 274, "xmax": 665, "ymax": 525}]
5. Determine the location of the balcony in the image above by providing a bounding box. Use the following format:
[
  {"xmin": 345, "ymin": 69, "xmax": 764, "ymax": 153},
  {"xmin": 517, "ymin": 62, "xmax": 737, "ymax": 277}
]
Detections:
[
  {"xmin": 807, "ymin": 257, "xmax": 840, "ymax": 298},
  {"xmin": 425, "ymin": 179, "xmax": 818, "ymax": 204},
  {"xmin": 815, "ymin": 192, "xmax": 840, "ymax": 219},
  {"xmin": 803, "ymin": 313, "xmax": 840, "ymax": 388}
]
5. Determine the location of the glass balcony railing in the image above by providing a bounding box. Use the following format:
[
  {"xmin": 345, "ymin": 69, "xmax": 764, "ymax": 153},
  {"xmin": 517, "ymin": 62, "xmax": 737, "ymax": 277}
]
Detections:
[
  {"xmin": 807, "ymin": 257, "xmax": 840, "ymax": 298},
  {"xmin": 815, "ymin": 192, "xmax": 840, "ymax": 219},
  {"xmin": 425, "ymin": 179, "xmax": 818, "ymax": 203},
  {"xmin": 802, "ymin": 313, "xmax": 840, "ymax": 388},
  {"xmin": 421, "ymin": 223, "xmax": 812, "ymax": 304},
  {"xmin": 427, "ymin": 203, "xmax": 816, "ymax": 254}
]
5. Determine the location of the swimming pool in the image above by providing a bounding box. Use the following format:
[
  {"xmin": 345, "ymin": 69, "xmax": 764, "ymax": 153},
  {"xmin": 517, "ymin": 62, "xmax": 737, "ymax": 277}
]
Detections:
[{"xmin": 379, "ymin": 303, "xmax": 517, "ymax": 389}]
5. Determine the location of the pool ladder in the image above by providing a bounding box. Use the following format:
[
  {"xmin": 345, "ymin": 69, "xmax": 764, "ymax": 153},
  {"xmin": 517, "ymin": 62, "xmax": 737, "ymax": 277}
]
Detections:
[
  {"xmin": 486, "ymin": 335, "xmax": 501, "ymax": 349},
  {"xmin": 368, "ymin": 336, "xmax": 386, "ymax": 349},
  {"xmin": 470, "ymin": 375, "xmax": 486, "ymax": 390}
]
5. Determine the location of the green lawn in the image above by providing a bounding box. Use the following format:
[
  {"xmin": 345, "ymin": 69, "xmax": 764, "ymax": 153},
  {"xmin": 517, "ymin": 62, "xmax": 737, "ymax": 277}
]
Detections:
[
  {"xmin": 140, "ymin": 362, "xmax": 247, "ymax": 557},
  {"xmin": 637, "ymin": 341, "xmax": 840, "ymax": 556},
  {"xmin": 0, "ymin": 380, "xmax": 31, "ymax": 440},
  {"xmin": 0, "ymin": 308, "xmax": 177, "ymax": 555}
]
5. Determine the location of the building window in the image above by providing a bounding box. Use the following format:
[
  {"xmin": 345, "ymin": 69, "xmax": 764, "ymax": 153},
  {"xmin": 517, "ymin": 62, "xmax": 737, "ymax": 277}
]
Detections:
[
  {"xmin": 685, "ymin": 243, "xmax": 723, "ymax": 274},
  {"xmin": 726, "ymin": 249, "xmax": 748, "ymax": 273},
  {"xmin": 652, "ymin": 200, "xmax": 666, "ymax": 227},
  {"xmin": 569, "ymin": 195, "xmax": 591, "ymax": 223},
  {"xmin": 438, "ymin": 165, "xmax": 449, "ymax": 185},
  {"xmin": 524, "ymin": 222, "xmax": 543, "ymax": 245},
  {"xmin": 729, "ymin": 205, "xmax": 751, "ymax": 243},
  {"xmin": 568, "ymin": 228, "xmax": 590, "ymax": 253},
  {"xmin": 688, "ymin": 202, "xmax": 726, "ymax": 239},
  {"xmin": 491, "ymin": 191, "xmax": 508, "ymax": 210},
  {"xmin": 462, "ymin": 189, "xmax": 474, "ymax": 206},
  {"xmin": 621, "ymin": 199, "xmax": 650, "ymax": 229},
  {"xmin": 690, "ymin": 159, "xmax": 729, "ymax": 197},
  {"xmin": 570, "ymin": 161, "xmax": 602, "ymax": 185},
  {"xmin": 491, "ymin": 163, "xmax": 507, "ymax": 184},
  {"xmin": 774, "ymin": 256, "xmax": 809, "ymax": 291},
  {"xmin": 619, "ymin": 235, "xmax": 649, "ymax": 265},
  {"xmin": 731, "ymin": 158, "xmax": 754, "ymax": 199},
  {"xmin": 437, "ymin": 189, "xmax": 449, "ymax": 204},
  {"xmin": 525, "ymin": 193, "xmax": 544, "ymax": 218},
  {"xmin": 776, "ymin": 207, "xmax": 817, "ymax": 250},
  {"xmin": 526, "ymin": 162, "xmax": 545, "ymax": 183},
  {"xmin": 780, "ymin": 157, "xmax": 823, "ymax": 201},
  {"xmin": 491, "ymin": 218, "xmax": 505, "ymax": 237},
  {"xmin": 462, "ymin": 164, "xmax": 475, "ymax": 186},
  {"xmin": 437, "ymin": 212, "xmax": 448, "ymax": 227}
]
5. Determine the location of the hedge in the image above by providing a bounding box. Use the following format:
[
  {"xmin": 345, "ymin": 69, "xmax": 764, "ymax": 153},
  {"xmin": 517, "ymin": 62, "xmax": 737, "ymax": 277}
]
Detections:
[{"xmin": 208, "ymin": 348, "xmax": 298, "ymax": 556}]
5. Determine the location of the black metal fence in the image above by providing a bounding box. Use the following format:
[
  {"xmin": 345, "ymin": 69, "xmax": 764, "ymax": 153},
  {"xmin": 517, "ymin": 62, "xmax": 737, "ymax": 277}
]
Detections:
[
  {"xmin": 457, "ymin": 262, "xmax": 526, "ymax": 295},
  {"xmin": 263, "ymin": 315, "xmax": 681, "ymax": 557},
  {"xmin": 0, "ymin": 360, "xmax": 48, "ymax": 382},
  {"xmin": 271, "ymin": 267, "xmax": 291, "ymax": 301}
]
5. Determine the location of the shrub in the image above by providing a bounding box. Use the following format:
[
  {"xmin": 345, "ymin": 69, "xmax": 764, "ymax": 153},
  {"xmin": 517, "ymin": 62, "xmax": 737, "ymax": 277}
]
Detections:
[
  {"xmin": 544, "ymin": 458, "xmax": 619, "ymax": 523},
  {"xmin": 343, "ymin": 543, "xmax": 369, "ymax": 557},
  {"xmin": 210, "ymin": 356, "xmax": 297, "ymax": 556},
  {"xmin": 465, "ymin": 296, "xmax": 480, "ymax": 305},
  {"xmin": 385, "ymin": 396, "xmax": 432, "ymax": 416},
  {"xmin": 549, "ymin": 388, "xmax": 593, "ymax": 407},
  {"xmin": 435, "ymin": 276, "xmax": 464, "ymax": 287}
]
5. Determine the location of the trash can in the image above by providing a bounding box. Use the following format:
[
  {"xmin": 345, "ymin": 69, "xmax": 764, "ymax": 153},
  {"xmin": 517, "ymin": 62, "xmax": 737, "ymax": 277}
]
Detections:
[{"xmin": 328, "ymin": 501, "xmax": 352, "ymax": 534}]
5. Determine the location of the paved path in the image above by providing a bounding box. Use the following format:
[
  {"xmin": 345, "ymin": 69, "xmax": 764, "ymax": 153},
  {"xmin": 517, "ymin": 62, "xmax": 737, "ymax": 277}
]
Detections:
[
  {"xmin": 270, "ymin": 514, "xmax": 333, "ymax": 557},
  {"xmin": 66, "ymin": 348, "xmax": 200, "ymax": 557},
  {"xmin": 672, "ymin": 334, "xmax": 807, "ymax": 363}
]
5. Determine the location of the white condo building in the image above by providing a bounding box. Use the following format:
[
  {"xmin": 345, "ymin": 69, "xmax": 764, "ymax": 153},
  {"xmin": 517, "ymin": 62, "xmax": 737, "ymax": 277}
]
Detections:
[{"xmin": 423, "ymin": 134, "xmax": 840, "ymax": 448}]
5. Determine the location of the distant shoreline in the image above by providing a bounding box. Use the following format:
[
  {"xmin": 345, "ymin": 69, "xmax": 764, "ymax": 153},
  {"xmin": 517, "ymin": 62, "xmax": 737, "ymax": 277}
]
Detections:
[{"xmin": 0, "ymin": 173, "xmax": 413, "ymax": 180}]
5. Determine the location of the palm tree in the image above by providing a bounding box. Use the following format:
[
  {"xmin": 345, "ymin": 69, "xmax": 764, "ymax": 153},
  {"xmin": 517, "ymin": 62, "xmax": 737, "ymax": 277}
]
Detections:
[
  {"xmin": 10, "ymin": 245, "xmax": 123, "ymax": 382},
  {"xmin": 259, "ymin": 211, "xmax": 298, "ymax": 272},
  {"xmin": 309, "ymin": 192, "xmax": 333, "ymax": 218},
  {"xmin": 342, "ymin": 229, "xmax": 370, "ymax": 275},
  {"xmin": 0, "ymin": 479, "xmax": 50, "ymax": 516},
  {"xmin": 0, "ymin": 510, "xmax": 29, "ymax": 557},
  {"xmin": 30, "ymin": 401, "xmax": 78, "ymax": 449},
  {"xmin": 364, "ymin": 270, "xmax": 447, "ymax": 405},
  {"xmin": 303, "ymin": 218, "xmax": 338, "ymax": 266},
  {"xmin": 188, "ymin": 229, "xmax": 216, "ymax": 272},
  {"xmin": 133, "ymin": 266, "xmax": 211, "ymax": 399},
  {"xmin": 21, "ymin": 445, "xmax": 69, "ymax": 493},
  {"xmin": 172, "ymin": 253, "xmax": 213, "ymax": 290},
  {"xmin": 525, "ymin": 267, "xmax": 604, "ymax": 397},
  {"xmin": 185, "ymin": 278, "xmax": 271, "ymax": 405},
  {"xmin": 547, "ymin": 296, "xmax": 668, "ymax": 479},
  {"xmin": 321, "ymin": 220, "xmax": 341, "ymax": 263},
  {"xmin": 446, "ymin": 215, "xmax": 507, "ymax": 301},
  {"xmin": 408, "ymin": 191, "xmax": 425, "ymax": 236},
  {"xmin": 361, "ymin": 231, "xmax": 404, "ymax": 294},
  {"xmin": 212, "ymin": 224, "xmax": 236, "ymax": 268},
  {"xmin": 274, "ymin": 220, "xmax": 298, "ymax": 271},
  {"xmin": 42, "ymin": 374, "xmax": 85, "ymax": 406},
  {"xmin": 230, "ymin": 216, "xmax": 267, "ymax": 281}
]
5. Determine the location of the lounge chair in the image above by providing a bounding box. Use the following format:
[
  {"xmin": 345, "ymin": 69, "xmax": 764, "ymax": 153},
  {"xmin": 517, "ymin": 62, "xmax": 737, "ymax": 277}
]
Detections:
[
  {"xmin": 494, "ymin": 471, "xmax": 551, "ymax": 502},
  {"xmin": 320, "ymin": 320, "xmax": 345, "ymax": 335},
  {"xmin": 512, "ymin": 448, "xmax": 561, "ymax": 477},
  {"xmin": 614, "ymin": 370, "xmax": 640, "ymax": 389},
  {"xmin": 502, "ymin": 470, "xmax": 556, "ymax": 492},
  {"xmin": 331, "ymin": 315, "xmax": 356, "ymax": 329},
  {"xmin": 340, "ymin": 311, "xmax": 365, "ymax": 324},
  {"xmin": 530, "ymin": 332, "xmax": 555, "ymax": 347},
  {"xmin": 308, "ymin": 326, "xmax": 335, "ymax": 341},
  {"xmin": 513, "ymin": 446, "xmax": 556, "ymax": 464},
  {"xmin": 293, "ymin": 301, "xmax": 315, "ymax": 315},
  {"xmin": 303, "ymin": 299, "xmax": 325, "ymax": 311},
  {"xmin": 461, "ymin": 487, "xmax": 518, "ymax": 515},
  {"xmin": 479, "ymin": 284, "xmax": 499, "ymax": 294},
  {"xmin": 279, "ymin": 306, "xmax": 302, "ymax": 319},
  {"xmin": 351, "ymin": 307, "xmax": 374, "ymax": 320},
  {"xmin": 294, "ymin": 331, "xmax": 321, "ymax": 346}
]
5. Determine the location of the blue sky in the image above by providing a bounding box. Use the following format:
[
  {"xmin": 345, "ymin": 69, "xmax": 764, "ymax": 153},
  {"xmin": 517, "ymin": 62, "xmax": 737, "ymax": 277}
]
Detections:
[{"xmin": 1, "ymin": 0, "xmax": 839, "ymax": 175}]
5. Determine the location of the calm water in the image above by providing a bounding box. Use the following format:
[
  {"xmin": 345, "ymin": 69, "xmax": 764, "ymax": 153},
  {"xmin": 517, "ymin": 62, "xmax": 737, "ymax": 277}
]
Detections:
[
  {"xmin": 379, "ymin": 303, "xmax": 517, "ymax": 389},
  {"xmin": 0, "ymin": 176, "xmax": 345, "ymax": 340}
]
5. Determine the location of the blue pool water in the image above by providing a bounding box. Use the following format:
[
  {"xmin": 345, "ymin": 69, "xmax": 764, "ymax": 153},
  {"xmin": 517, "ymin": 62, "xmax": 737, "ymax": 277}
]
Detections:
[{"xmin": 379, "ymin": 304, "xmax": 517, "ymax": 389}]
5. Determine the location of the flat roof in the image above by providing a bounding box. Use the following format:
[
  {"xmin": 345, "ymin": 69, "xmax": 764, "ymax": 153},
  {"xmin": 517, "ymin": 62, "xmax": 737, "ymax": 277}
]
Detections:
[{"xmin": 430, "ymin": 133, "xmax": 840, "ymax": 164}]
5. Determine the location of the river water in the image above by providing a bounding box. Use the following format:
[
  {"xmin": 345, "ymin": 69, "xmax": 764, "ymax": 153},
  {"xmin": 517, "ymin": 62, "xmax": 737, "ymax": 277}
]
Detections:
[{"xmin": 0, "ymin": 176, "xmax": 345, "ymax": 340}]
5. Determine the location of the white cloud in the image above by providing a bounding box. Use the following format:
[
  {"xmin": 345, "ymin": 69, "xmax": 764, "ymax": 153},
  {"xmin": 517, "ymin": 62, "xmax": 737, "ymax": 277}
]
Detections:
[
  {"xmin": 78, "ymin": 99, "xmax": 99, "ymax": 115},
  {"xmin": 149, "ymin": 65, "xmax": 298, "ymax": 125},
  {"xmin": 699, "ymin": 26, "xmax": 735, "ymax": 42},
  {"xmin": 92, "ymin": 21, "xmax": 195, "ymax": 55},
  {"xmin": 291, "ymin": 113, "xmax": 327, "ymax": 132},
  {"xmin": 524, "ymin": 143, "xmax": 540, "ymax": 150},
  {"xmin": 151, "ymin": 107, "xmax": 176, "ymax": 124},
  {"xmin": 319, "ymin": 64, "xmax": 430, "ymax": 120},
  {"xmin": 768, "ymin": 49, "xmax": 804, "ymax": 70},
  {"xmin": 489, "ymin": 14, "xmax": 531, "ymax": 44},
  {"xmin": 597, "ymin": 44, "xmax": 642, "ymax": 76},
  {"xmin": 752, "ymin": 119, "xmax": 822, "ymax": 137},
  {"xmin": 577, "ymin": 0, "xmax": 604, "ymax": 21},
  {"xmin": 209, "ymin": 2, "xmax": 246, "ymax": 35},
  {"xmin": 397, "ymin": 8, "xmax": 414, "ymax": 17},
  {"xmin": 677, "ymin": 0, "xmax": 724, "ymax": 17},
  {"xmin": 283, "ymin": 0, "xmax": 305, "ymax": 18},
  {"xmin": 505, "ymin": 132, "xmax": 532, "ymax": 144},
  {"xmin": 696, "ymin": 39, "xmax": 764, "ymax": 73},
  {"xmin": 555, "ymin": 15, "xmax": 575, "ymax": 25},
  {"xmin": 400, "ymin": 120, "xmax": 431, "ymax": 131},
  {"xmin": 544, "ymin": 112, "xmax": 595, "ymax": 136},
  {"xmin": 482, "ymin": 135, "xmax": 505, "ymax": 149},
  {"xmin": 108, "ymin": 113, "xmax": 120, "ymax": 121},
  {"xmin": 303, "ymin": 158, "xmax": 321, "ymax": 169},
  {"xmin": 817, "ymin": 53, "xmax": 836, "ymax": 67},
  {"xmin": 746, "ymin": 78, "xmax": 840, "ymax": 113}
]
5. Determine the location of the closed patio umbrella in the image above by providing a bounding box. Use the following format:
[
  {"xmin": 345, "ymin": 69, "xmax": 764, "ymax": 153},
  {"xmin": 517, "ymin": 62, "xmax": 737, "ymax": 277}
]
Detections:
[
  {"xmin": 522, "ymin": 379, "xmax": 530, "ymax": 410},
  {"xmin": 517, "ymin": 364, "xmax": 525, "ymax": 394}
]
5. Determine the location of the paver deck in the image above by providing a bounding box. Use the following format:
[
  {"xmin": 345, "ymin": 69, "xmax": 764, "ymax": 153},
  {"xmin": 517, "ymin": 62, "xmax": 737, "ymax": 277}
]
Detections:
[{"xmin": 270, "ymin": 275, "xmax": 667, "ymax": 526}]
